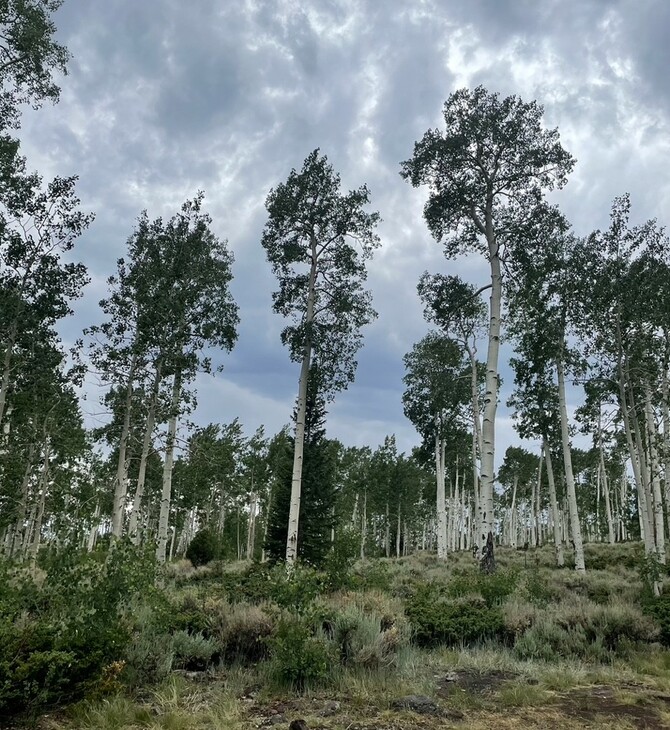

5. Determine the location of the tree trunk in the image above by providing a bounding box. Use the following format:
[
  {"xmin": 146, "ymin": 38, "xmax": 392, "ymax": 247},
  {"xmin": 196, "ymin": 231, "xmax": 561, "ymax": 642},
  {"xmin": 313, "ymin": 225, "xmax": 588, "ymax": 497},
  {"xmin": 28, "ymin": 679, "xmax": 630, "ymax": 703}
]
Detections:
[
  {"xmin": 662, "ymin": 366, "xmax": 670, "ymax": 541},
  {"xmin": 509, "ymin": 474, "xmax": 518, "ymax": 548},
  {"xmin": 384, "ymin": 500, "xmax": 391, "ymax": 558},
  {"xmin": 479, "ymin": 209, "xmax": 501, "ymax": 566},
  {"xmin": 630, "ymin": 388, "xmax": 656, "ymax": 560},
  {"xmin": 286, "ymin": 235, "xmax": 317, "ymax": 564},
  {"xmin": 0, "ymin": 319, "xmax": 18, "ymax": 432},
  {"xmin": 598, "ymin": 432, "xmax": 615, "ymax": 546},
  {"xmin": 536, "ymin": 453, "xmax": 543, "ymax": 546},
  {"xmin": 435, "ymin": 431, "xmax": 447, "ymax": 558},
  {"xmin": 111, "ymin": 355, "xmax": 138, "ymax": 539},
  {"xmin": 156, "ymin": 370, "xmax": 181, "ymax": 564},
  {"xmin": 645, "ymin": 388, "xmax": 666, "ymax": 563},
  {"xmin": 129, "ymin": 361, "xmax": 161, "ymax": 544},
  {"xmin": 9, "ymin": 442, "xmax": 37, "ymax": 558},
  {"xmin": 360, "ymin": 489, "xmax": 367, "ymax": 560},
  {"xmin": 396, "ymin": 498, "xmax": 401, "ymax": 558},
  {"xmin": 247, "ymin": 491, "xmax": 257, "ymax": 560},
  {"xmin": 28, "ymin": 440, "xmax": 50, "ymax": 570},
  {"xmin": 465, "ymin": 341, "xmax": 483, "ymax": 548},
  {"xmin": 556, "ymin": 356, "xmax": 585, "ymax": 572},
  {"xmin": 261, "ymin": 485, "xmax": 272, "ymax": 562},
  {"xmin": 87, "ymin": 501, "xmax": 100, "ymax": 552}
]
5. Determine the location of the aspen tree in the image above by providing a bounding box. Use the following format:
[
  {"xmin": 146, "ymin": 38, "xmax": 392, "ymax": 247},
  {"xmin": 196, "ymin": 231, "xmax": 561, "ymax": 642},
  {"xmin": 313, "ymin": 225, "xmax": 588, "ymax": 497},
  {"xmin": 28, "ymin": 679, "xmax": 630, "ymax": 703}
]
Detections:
[
  {"xmin": 262, "ymin": 150, "xmax": 379, "ymax": 564},
  {"xmin": 402, "ymin": 87, "xmax": 574, "ymax": 565}
]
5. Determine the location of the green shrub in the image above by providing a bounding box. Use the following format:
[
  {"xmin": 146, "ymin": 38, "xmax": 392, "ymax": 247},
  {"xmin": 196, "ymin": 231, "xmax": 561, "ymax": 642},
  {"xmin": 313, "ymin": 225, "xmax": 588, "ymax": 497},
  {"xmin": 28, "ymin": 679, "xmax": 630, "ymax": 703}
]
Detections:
[
  {"xmin": 330, "ymin": 603, "xmax": 408, "ymax": 669},
  {"xmin": 270, "ymin": 564, "xmax": 324, "ymax": 612},
  {"xmin": 221, "ymin": 562, "xmax": 325, "ymax": 610},
  {"xmin": 206, "ymin": 597, "xmax": 274, "ymax": 663},
  {"xmin": 221, "ymin": 562, "xmax": 274, "ymax": 603},
  {"xmin": 158, "ymin": 591, "xmax": 211, "ymax": 635},
  {"xmin": 322, "ymin": 531, "xmax": 358, "ymax": 592},
  {"xmin": 524, "ymin": 569, "xmax": 554, "ymax": 606},
  {"xmin": 0, "ymin": 543, "xmax": 157, "ymax": 719},
  {"xmin": 405, "ymin": 583, "xmax": 506, "ymax": 647},
  {"xmin": 514, "ymin": 598, "xmax": 659, "ymax": 662},
  {"xmin": 641, "ymin": 589, "xmax": 670, "ymax": 647},
  {"xmin": 171, "ymin": 630, "xmax": 220, "ymax": 670},
  {"xmin": 352, "ymin": 561, "xmax": 393, "ymax": 593},
  {"xmin": 447, "ymin": 567, "xmax": 519, "ymax": 606},
  {"xmin": 266, "ymin": 613, "xmax": 334, "ymax": 689},
  {"xmin": 185, "ymin": 529, "xmax": 220, "ymax": 567},
  {"xmin": 122, "ymin": 618, "xmax": 174, "ymax": 688}
]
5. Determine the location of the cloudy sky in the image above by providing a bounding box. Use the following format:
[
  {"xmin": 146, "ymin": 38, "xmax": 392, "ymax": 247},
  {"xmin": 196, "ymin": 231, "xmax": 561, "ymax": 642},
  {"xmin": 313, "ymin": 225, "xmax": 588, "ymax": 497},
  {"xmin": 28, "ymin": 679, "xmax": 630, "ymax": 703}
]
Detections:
[{"xmin": 18, "ymin": 0, "xmax": 670, "ymax": 459}]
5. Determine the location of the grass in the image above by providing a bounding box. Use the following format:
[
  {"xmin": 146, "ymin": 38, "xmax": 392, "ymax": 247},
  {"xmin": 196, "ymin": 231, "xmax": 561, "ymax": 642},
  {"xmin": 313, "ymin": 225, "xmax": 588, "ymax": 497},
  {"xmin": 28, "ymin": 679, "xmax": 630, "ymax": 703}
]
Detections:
[{"xmin": 15, "ymin": 542, "xmax": 670, "ymax": 729}]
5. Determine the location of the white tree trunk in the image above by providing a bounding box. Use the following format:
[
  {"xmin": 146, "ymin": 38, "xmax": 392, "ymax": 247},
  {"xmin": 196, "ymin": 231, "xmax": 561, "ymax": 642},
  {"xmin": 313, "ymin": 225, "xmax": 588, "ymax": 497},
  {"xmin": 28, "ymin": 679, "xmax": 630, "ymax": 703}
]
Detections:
[
  {"xmin": 111, "ymin": 356, "xmax": 137, "ymax": 539},
  {"xmin": 247, "ymin": 491, "xmax": 257, "ymax": 559},
  {"xmin": 28, "ymin": 440, "xmax": 50, "ymax": 570},
  {"xmin": 509, "ymin": 475, "xmax": 518, "ymax": 549},
  {"xmin": 396, "ymin": 498, "xmax": 402, "ymax": 557},
  {"xmin": 0, "ymin": 319, "xmax": 18, "ymax": 432},
  {"xmin": 479, "ymin": 214, "xmax": 501, "ymax": 558},
  {"xmin": 435, "ymin": 431, "xmax": 447, "ymax": 559},
  {"xmin": 598, "ymin": 435, "xmax": 615, "ymax": 545},
  {"xmin": 536, "ymin": 453, "xmax": 543, "ymax": 546},
  {"xmin": 631, "ymin": 394, "xmax": 656, "ymax": 559},
  {"xmin": 645, "ymin": 388, "xmax": 666, "ymax": 563},
  {"xmin": 661, "ymin": 368, "xmax": 670, "ymax": 540},
  {"xmin": 156, "ymin": 370, "xmax": 181, "ymax": 564},
  {"xmin": 87, "ymin": 501, "xmax": 100, "ymax": 552},
  {"xmin": 466, "ymin": 341, "xmax": 483, "ymax": 546},
  {"xmin": 286, "ymin": 236, "xmax": 318, "ymax": 564},
  {"xmin": 360, "ymin": 489, "xmax": 367, "ymax": 559},
  {"xmin": 556, "ymin": 357, "xmax": 585, "ymax": 572},
  {"xmin": 129, "ymin": 362, "xmax": 161, "ymax": 544},
  {"xmin": 9, "ymin": 442, "xmax": 37, "ymax": 558}
]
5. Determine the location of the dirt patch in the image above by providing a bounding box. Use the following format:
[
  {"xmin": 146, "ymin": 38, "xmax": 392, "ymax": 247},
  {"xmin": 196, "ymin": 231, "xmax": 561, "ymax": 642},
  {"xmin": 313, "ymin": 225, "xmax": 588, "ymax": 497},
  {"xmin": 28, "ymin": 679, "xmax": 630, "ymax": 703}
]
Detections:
[
  {"xmin": 437, "ymin": 669, "xmax": 520, "ymax": 697},
  {"xmin": 557, "ymin": 685, "xmax": 666, "ymax": 729}
]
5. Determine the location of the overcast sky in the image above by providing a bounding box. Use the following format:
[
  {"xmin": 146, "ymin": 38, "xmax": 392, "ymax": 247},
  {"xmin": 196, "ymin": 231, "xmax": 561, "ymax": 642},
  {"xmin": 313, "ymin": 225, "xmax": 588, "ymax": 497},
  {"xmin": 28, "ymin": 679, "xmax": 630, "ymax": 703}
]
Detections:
[{"xmin": 17, "ymin": 0, "xmax": 670, "ymax": 460}]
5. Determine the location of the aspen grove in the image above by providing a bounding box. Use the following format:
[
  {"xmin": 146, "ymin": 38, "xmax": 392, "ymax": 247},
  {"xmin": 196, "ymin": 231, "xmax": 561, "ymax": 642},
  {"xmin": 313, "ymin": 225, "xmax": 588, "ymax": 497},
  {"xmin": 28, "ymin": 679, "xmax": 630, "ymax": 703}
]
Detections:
[{"xmin": 3, "ymin": 3, "xmax": 670, "ymax": 724}]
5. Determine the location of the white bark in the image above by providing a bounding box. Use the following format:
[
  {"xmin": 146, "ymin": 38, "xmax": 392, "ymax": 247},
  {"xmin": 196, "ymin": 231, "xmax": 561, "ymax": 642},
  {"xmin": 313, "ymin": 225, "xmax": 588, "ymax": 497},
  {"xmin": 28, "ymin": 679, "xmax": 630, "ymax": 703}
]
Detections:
[
  {"xmin": 661, "ymin": 367, "xmax": 670, "ymax": 540},
  {"xmin": 111, "ymin": 356, "xmax": 137, "ymax": 539},
  {"xmin": 285, "ymin": 235, "xmax": 317, "ymax": 564},
  {"xmin": 129, "ymin": 362, "xmax": 161, "ymax": 544},
  {"xmin": 247, "ymin": 491, "xmax": 257, "ymax": 559},
  {"xmin": 535, "ymin": 454, "xmax": 543, "ymax": 546},
  {"xmin": 87, "ymin": 501, "xmax": 100, "ymax": 552},
  {"xmin": 556, "ymin": 357, "xmax": 585, "ymax": 572},
  {"xmin": 28, "ymin": 441, "xmax": 50, "ymax": 569},
  {"xmin": 465, "ymin": 341, "xmax": 483, "ymax": 546},
  {"xmin": 156, "ymin": 370, "xmax": 181, "ymax": 564},
  {"xmin": 0, "ymin": 319, "xmax": 18, "ymax": 432},
  {"xmin": 360, "ymin": 489, "xmax": 367, "ymax": 559},
  {"xmin": 479, "ymin": 209, "xmax": 501, "ymax": 556},
  {"xmin": 631, "ymin": 393, "xmax": 656, "ymax": 558},
  {"xmin": 396, "ymin": 498, "xmax": 401, "ymax": 557},
  {"xmin": 384, "ymin": 501, "xmax": 391, "ymax": 557},
  {"xmin": 645, "ymin": 388, "xmax": 666, "ymax": 563},
  {"xmin": 509, "ymin": 475, "xmax": 518, "ymax": 549},
  {"xmin": 435, "ymin": 431, "xmax": 447, "ymax": 559},
  {"xmin": 9, "ymin": 442, "xmax": 37, "ymax": 558}
]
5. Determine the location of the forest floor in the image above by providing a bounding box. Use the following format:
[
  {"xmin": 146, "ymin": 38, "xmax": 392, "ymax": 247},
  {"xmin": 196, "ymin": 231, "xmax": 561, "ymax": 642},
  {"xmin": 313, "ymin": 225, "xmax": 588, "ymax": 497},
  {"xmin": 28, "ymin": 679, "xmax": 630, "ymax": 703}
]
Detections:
[
  {"xmin": 11, "ymin": 542, "xmax": 670, "ymax": 729},
  {"xmin": 39, "ymin": 648, "xmax": 670, "ymax": 729}
]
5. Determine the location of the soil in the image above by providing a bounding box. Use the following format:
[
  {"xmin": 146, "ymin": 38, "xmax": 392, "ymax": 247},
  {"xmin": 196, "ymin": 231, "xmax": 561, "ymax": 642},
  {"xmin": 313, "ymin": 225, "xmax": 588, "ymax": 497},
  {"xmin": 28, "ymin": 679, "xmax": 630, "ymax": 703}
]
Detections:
[
  {"xmin": 437, "ymin": 669, "xmax": 520, "ymax": 697},
  {"xmin": 556, "ymin": 685, "xmax": 669, "ymax": 730}
]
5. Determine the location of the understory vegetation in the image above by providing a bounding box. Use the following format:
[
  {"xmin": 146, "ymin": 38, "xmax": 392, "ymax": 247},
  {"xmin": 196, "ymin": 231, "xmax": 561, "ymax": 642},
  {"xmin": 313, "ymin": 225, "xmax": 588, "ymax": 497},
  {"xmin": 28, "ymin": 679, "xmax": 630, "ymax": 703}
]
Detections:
[{"xmin": 3, "ymin": 541, "xmax": 670, "ymax": 728}]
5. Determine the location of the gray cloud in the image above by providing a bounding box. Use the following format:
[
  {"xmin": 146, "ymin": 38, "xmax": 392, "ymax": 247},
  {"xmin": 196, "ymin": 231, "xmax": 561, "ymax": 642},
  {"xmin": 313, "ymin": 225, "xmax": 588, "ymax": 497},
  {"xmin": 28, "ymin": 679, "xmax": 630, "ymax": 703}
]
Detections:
[{"xmin": 15, "ymin": 0, "xmax": 670, "ymax": 458}]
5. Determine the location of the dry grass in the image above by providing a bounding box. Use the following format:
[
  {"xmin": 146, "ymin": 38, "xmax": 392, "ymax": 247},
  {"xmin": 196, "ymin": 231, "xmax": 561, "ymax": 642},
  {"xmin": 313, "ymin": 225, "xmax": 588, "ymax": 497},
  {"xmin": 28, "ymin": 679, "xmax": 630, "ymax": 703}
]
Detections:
[{"xmin": 38, "ymin": 542, "xmax": 670, "ymax": 729}]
